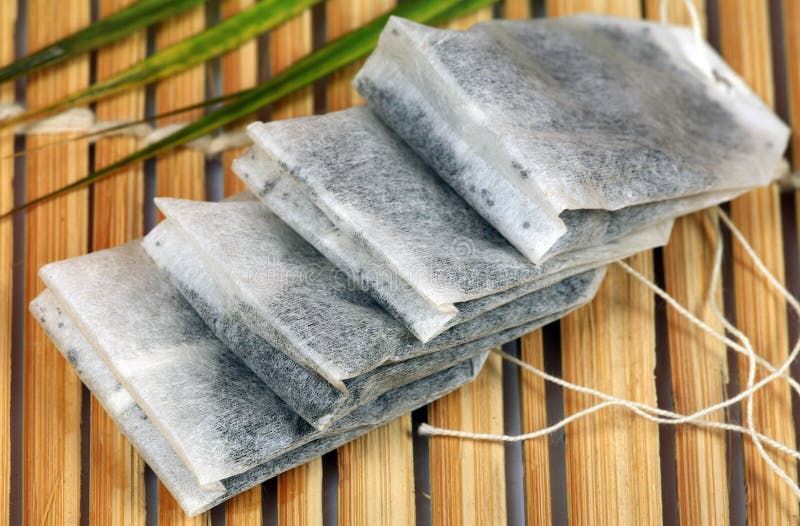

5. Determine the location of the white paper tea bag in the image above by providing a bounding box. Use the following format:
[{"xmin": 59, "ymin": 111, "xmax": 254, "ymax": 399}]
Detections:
[
  {"xmin": 38, "ymin": 242, "xmax": 489, "ymax": 490},
  {"xmin": 149, "ymin": 198, "xmax": 607, "ymax": 387},
  {"xmin": 143, "ymin": 215, "xmax": 599, "ymax": 428},
  {"xmin": 31, "ymin": 288, "xmax": 486, "ymax": 516},
  {"xmin": 237, "ymin": 110, "xmax": 674, "ymax": 341},
  {"xmin": 354, "ymin": 15, "xmax": 789, "ymax": 263}
]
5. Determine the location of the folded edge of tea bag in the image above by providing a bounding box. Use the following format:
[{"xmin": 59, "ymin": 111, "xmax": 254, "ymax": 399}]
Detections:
[
  {"xmin": 232, "ymin": 145, "xmax": 457, "ymax": 342},
  {"xmin": 145, "ymin": 214, "xmax": 599, "ymax": 428},
  {"xmin": 32, "ymin": 287, "xmax": 490, "ymax": 516},
  {"xmin": 355, "ymin": 16, "xmax": 790, "ymax": 264},
  {"xmin": 354, "ymin": 18, "xmax": 565, "ymax": 264}
]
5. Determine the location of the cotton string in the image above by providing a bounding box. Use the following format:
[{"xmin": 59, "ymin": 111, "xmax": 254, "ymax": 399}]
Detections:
[
  {"xmin": 0, "ymin": 101, "xmax": 251, "ymax": 158},
  {"xmin": 419, "ymin": 206, "xmax": 800, "ymax": 498}
]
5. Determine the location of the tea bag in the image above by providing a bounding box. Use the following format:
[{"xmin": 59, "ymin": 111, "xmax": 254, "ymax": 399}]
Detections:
[
  {"xmin": 354, "ymin": 15, "xmax": 790, "ymax": 264},
  {"xmin": 147, "ymin": 197, "xmax": 606, "ymax": 390},
  {"xmin": 31, "ymin": 289, "xmax": 486, "ymax": 516},
  {"xmin": 38, "ymin": 242, "xmax": 488, "ymax": 489},
  {"xmin": 143, "ymin": 215, "xmax": 599, "ymax": 428},
  {"xmin": 237, "ymin": 109, "xmax": 674, "ymax": 341}
]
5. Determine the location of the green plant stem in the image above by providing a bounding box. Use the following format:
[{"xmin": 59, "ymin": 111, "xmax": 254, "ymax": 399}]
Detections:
[
  {"xmin": 1, "ymin": 0, "xmax": 498, "ymax": 219},
  {"xmin": 0, "ymin": 0, "xmax": 206, "ymax": 83},
  {"xmin": 1, "ymin": 0, "xmax": 321, "ymax": 129}
]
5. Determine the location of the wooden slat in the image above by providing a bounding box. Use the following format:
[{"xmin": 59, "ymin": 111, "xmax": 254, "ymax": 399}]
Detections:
[
  {"xmin": 787, "ymin": 0, "xmax": 800, "ymax": 166},
  {"xmin": 642, "ymin": 1, "xmax": 731, "ymax": 523},
  {"xmin": 277, "ymin": 460, "xmax": 322, "ymax": 526},
  {"xmin": 24, "ymin": 1, "xmax": 90, "ymax": 523},
  {"xmin": 503, "ymin": 0, "xmax": 531, "ymax": 19},
  {"xmin": 719, "ymin": 2, "xmax": 799, "ymax": 523},
  {"xmin": 549, "ymin": 3, "xmax": 663, "ymax": 525},
  {"xmin": 221, "ymin": 0, "xmax": 258, "ymax": 197},
  {"xmin": 326, "ymin": 0, "xmax": 395, "ymax": 110},
  {"xmin": 429, "ymin": 351, "xmax": 506, "ymax": 525},
  {"xmin": 325, "ymin": 3, "xmax": 418, "ymax": 524},
  {"xmin": 269, "ymin": 10, "xmax": 323, "ymax": 526},
  {"xmin": 218, "ymin": 1, "xmax": 263, "ymax": 523},
  {"xmin": 661, "ymin": 212, "xmax": 729, "ymax": 524},
  {"xmin": 337, "ymin": 417, "xmax": 415, "ymax": 524},
  {"xmin": 501, "ymin": 4, "xmax": 553, "ymax": 524},
  {"xmin": 519, "ymin": 332, "xmax": 552, "ymax": 525},
  {"xmin": 224, "ymin": 488, "xmax": 261, "ymax": 526},
  {"xmin": 90, "ymin": 1, "xmax": 147, "ymax": 524},
  {"xmin": 154, "ymin": 5, "xmax": 207, "ymax": 215},
  {"xmin": 560, "ymin": 256, "xmax": 662, "ymax": 525},
  {"xmin": 154, "ymin": 7, "xmax": 210, "ymax": 524},
  {"xmin": 424, "ymin": 11, "xmax": 505, "ymax": 526},
  {"xmin": 0, "ymin": 1, "xmax": 15, "ymax": 524}
]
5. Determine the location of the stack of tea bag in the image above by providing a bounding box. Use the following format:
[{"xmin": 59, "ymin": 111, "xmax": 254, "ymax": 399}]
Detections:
[
  {"xmin": 30, "ymin": 13, "xmax": 788, "ymax": 516},
  {"xmin": 354, "ymin": 15, "xmax": 789, "ymax": 263}
]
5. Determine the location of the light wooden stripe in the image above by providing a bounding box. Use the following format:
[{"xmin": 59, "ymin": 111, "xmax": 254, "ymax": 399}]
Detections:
[
  {"xmin": 269, "ymin": 10, "xmax": 322, "ymax": 526},
  {"xmin": 337, "ymin": 417, "xmax": 415, "ymax": 525},
  {"xmin": 24, "ymin": 1, "xmax": 90, "ymax": 523},
  {"xmin": 424, "ymin": 11, "xmax": 505, "ymax": 526},
  {"xmin": 560, "ymin": 255, "xmax": 662, "ymax": 525},
  {"xmin": 501, "ymin": 4, "xmax": 553, "ymax": 524},
  {"xmin": 643, "ymin": 1, "xmax": 731, "ymax": 523},
  {"xmin": 549, "ymin": 3, "xmax": 663, "ymax": 525},
  {"xmin": 661, "ymin": 213, "xmax": 729, "ymax": 524},
  {"xmin": 0, "ymin": 0, "xmax": 13, "ymax": 521},
  {"xmin": 325, "ymin": 3, "xmax": 417, "ymax": 524},
  {"xmin": 270, "ymin": 10, "xmax": 314, "ymax": 121},
  {"xmin": 154, "ymin": 7, "xmax": 210, "ymax": 524},
  {"xmin": 429, "ymin": 351, "xmax": 506, "ymax": 525},
  {"xmin": 719, "ymin": 2, "xmax": 799, "ymax": 522},
  {"xmin": 90, "ymin": 1, "xmax": 147, "ymax": 523},
  {"xmin": 519, "ymin": 332, "xmax": 551, "ymax": 525},
  {"xmin": 326, "ymin": 0, "xmax": 395, "ymax": 110},
  {"xmin": 786, "ymin": 0, "xmax": 800, "ymax": 166},
  {"xmin": 154, "ymin": 5, "xmax": 207, "ymax": 219},
  {"xmin": 217, "ymin": 1, "xmax": 264, "ymax": 522},
  {"xmin": 0, "ymin": 1, "xmax": 15, "ymax": 524},
  {"xmin": 504, "ymin": 0, "xmax": 531, "ymax": 19},
  {"xmin": 224, "ymin": 486, "xmax": 261, "ymax": 526},
  {"xmin": 221, "ymin": 0, "xmax": 258, "ymax": 197},
  {"xmin": 277, "ymin": 460, "xmax": 322, "ymax": 526}
]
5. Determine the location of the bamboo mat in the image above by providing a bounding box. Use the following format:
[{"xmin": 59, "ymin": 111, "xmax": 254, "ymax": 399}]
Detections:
[{"xmin": 3, "ymin": 0, "xmax": 800, "ymax": 524}]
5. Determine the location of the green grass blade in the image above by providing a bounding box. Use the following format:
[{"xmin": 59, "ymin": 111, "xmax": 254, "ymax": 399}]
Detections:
[
  {"xmin": 1, "ymin": 0, "xmax": 498, "ymax": 219},
  {"xmin": 2, "ymin": 0, "xmax": 321, "ymax": 129},
  {"xmin": 0, "ymin": 0, "xmax": 205, "ymax": 83}
]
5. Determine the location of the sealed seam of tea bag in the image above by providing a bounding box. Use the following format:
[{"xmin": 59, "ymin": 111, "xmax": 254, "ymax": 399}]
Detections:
[
  {"xmin": 37, "ymin": 242, "xmax": 495, "ymax": 489},
  {"xmin": 143, "ymin": 216, "xmax": 600, "ymax": 428},
  {"xmin": 240, "ymin": 155, "xmax": 674, "ymax": 338},
  {"xmin": 354, "ymin": 15, "xmax": 789, "ymax": 264},
  {"xmin": 30, "ymin": 290, "xmax": 227, "ymax": 514},
  {"xmin": 236, "ymin": 117, "xmax": 676, "ymax": 342},
  {"xmin": 144, "ymin": 201, "xmax": 605, "ymax": 393},
  {"xmin": 31, "ymin": 288, "xmax": 488, "ymax": 515},
  {"xmin": 153, "ymin": 198, "xmax": 637, "ymax": 378}
]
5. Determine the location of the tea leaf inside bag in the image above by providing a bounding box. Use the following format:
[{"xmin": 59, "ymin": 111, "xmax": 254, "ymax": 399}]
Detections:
[
  {"xmin": 354, "ymin": 15, "xmax": 789, "ymax": 263},
  {"xmin": 144, "ymin": 214, "xmax": 602, "ymax": 428},
  {"xmin": 238, "ymin": 110, "xmax": 675, "ymax": 341}
]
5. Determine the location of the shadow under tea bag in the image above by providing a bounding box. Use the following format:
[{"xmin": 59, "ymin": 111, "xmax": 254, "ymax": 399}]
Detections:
[
  {"xmin": 38, "ymin": 242, "xmax": 489, "ymax": 490},
  {"xmin": 238, "ymin": 108, "xmax": 674, "ymax": 341},
  {"xmin": 143, "ymin": 216, "xmax": 601, "ymax": 429},
  {"xmin": 150, "ymin": 198, "xmax": 607, "ymax": 389},
  {"xmin": 31, "ymin": 289, "xmax": 487, "ymax": 516},
  {"xmin": 354, "ymin": 15, "xmax": 789, "ymax": 264}
]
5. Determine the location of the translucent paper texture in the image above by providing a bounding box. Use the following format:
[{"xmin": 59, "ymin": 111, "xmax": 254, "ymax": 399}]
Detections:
[
  {"xmin": 143, "ymin": 212, "xmax": 603, "ymax": 428},
  {"xmin": 237, "ymin": 111, "xmax": 674, "ymax": 341},
  {"xmin": 38, "ymin": 243, "xmax": 488, "ymax": 489},
  {"xmin": 354, "ymin": 15, "xmax": 789, "ymax": 263}
]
